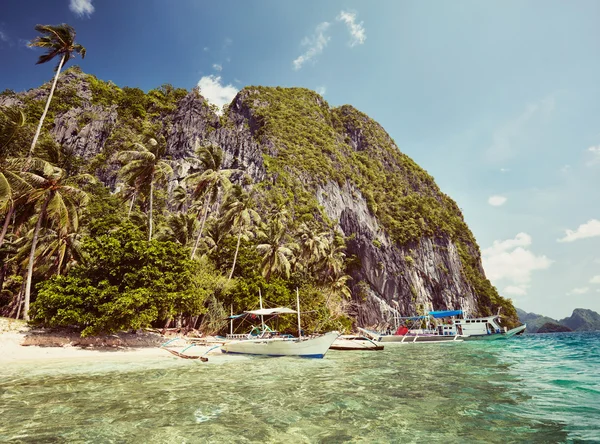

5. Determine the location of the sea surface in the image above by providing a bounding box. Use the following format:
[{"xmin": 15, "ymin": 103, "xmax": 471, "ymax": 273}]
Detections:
[{"xmin": 0, "ymin": 332, "xmax": 599, "ymax": 443}]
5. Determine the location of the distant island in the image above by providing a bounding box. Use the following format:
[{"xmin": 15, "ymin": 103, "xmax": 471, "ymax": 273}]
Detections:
[{"xmin": 517, "ymin": 308, "xmax": 600, "ymax": 333}]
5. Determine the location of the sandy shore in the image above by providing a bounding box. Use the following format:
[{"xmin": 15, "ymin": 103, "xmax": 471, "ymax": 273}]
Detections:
[
  {"xmin": 0, "ymin": 318, "xmax": 221, "ymax": 364},
  {"xmin": 0, "ymin": 331, "xmax": 170, "ymax": 363}
]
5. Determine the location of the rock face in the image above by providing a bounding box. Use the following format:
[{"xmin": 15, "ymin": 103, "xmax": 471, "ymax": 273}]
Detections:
[
  {"xmin": 4, "ymin": 69, "xmax": 517, "ymax": 328},
  {"xmin": 51, "ymin": 104, "xmax": 118, "ymax": 159},
  {"xmin": 317, "ymin": 181, "xmax": 477, "ymax": 327}
]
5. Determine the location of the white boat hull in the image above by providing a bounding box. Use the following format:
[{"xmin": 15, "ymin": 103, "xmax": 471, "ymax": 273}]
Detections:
[
  {"xmin": 221, "ymin": 331, "xmax": 339, "ymax": 358},
  {"xmin": 357, "ymin": 327, "xmax": 463, "ymax": 344},
  {"xmin": 330, "ymin": 335, "xmax": 384, "ymax": 351},
  {"xmin": 462, "ymin": 324, "xmax": 527, "ymax": 340}
]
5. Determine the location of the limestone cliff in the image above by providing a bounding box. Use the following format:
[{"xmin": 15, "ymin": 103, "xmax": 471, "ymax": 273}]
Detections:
[{"xmin": 0, "ymin": 68, "xmax": 517, "ymax": 327}]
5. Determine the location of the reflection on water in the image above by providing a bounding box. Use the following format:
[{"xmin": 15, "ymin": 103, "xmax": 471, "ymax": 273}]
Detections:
[{"xmin": 1, "ymin": 333, "xmax": 599, "ymax": 443}]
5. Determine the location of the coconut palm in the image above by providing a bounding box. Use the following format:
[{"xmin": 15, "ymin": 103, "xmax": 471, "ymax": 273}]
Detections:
[
  {"xmin": 222, "ymin": 186, "xmax": 260, "ymax": 280},
  {"xmin": 256, "ymin": 209, "xmax": 297, "ymax": 282},
  {"xmin": 185, "ymin": 143, "xmax": 232, "ymax": 259},
  {"xmin": 0, "ymin": 106, "xmax": 26, "ymax": 155},
  {"xmin": 28, "ymin": 24, "xmax": 86, "ymax": 158},
  {"xmin": 171, "ymin": 185, "xmax": 189, "ymax": 213},
  {"xmin": 22, "ymin": 166, "xmax": 92, "ymax": 320},
  {"xmin": 15, "ymin": 225, "xmax": 82, "ymax": 277},
  {"xmin": 318, "ymin": 240, "xmax": 347, "ymax": 281},
  {"xmin": 158, "ymin": 212, "xmax": 199, "ymax": 247},
  {"xmin": 296, "ymin": 223, "xmax": 329, "ymax": 271},
  {"xmin": 0, "ymin": 158, "xmax": 53, "ymax": 248},
  {"xmin": 117, "ymin": 137, "xmax": 173, "ymax": 240}
]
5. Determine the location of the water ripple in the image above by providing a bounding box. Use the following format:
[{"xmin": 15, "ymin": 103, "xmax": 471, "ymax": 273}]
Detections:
[{"xmin": 0, "ymin": 332, "xmax": 599, "ymax": 442}]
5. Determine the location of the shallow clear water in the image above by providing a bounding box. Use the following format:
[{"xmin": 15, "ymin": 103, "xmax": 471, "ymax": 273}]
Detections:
[{"xmin": 1, "ymin": 332, "xmax": 599, "ymax": 443}]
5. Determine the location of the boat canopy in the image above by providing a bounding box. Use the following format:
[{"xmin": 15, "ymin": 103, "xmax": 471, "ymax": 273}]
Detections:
[
  {"xmin": 245, "ymin": 307, "xmax": 297, "ymax": 315},
  {"xmin": 428, "ymin": 310, "xmax": 463, "ymax": 318}
]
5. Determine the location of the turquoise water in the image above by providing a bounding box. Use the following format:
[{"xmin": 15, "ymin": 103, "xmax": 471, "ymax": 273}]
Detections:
[{"xmin": 1, "ymin": 332, "xmax": 599, "ymax": 443}]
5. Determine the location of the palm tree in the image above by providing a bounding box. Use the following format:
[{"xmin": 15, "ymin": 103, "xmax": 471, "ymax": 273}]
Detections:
[
  {"xmin": 185, "ymin": 143, "xmax": 232, "ymax": 259},
  {"xmin": 28, "ymin": 24, "xmax": 86, "ymax": 158},
  {"xmin": 256, "ymin": 208, "xmax": 297, "ymax": 282},
  {"xmin": 0, "ymin": 158, "xmax": 53, "ymax": 248},
  {"xmin": 0, "ymin": 106, "xmax": 26, "ymax": 155},
  {"xmin": 222, "ymin": 186, "xmax": 260, "ymax": 280},
  {"xmin": 158, "ymin": 212, "xmax": 199, "ymax": 246},
  {"xmin": 22, "ymin": 166, "xmax": 91, "ymax": 320},
  {"xmin": 117, "ymin": 137, "xmax": 173, "ymax": 240},
  {"xmin": 318, "ymin": 240, "xmax": 347, "ymax": 281},
  {"xmin": 296, "ymin": 223, "xmax": 329, "ymax": 272}
]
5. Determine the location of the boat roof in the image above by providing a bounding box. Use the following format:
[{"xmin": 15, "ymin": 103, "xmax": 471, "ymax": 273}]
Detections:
[{"xmin": 428, "ymin": 310, "xmax": 463, "ymax": 318}]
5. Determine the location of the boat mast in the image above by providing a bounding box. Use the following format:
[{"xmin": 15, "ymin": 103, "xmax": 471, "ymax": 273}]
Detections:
[
  {"xmin": 259, "ymin": 288, "xmax": 265, "ymax": 332},
  {"xmin": 296, "ymin": 287, "xmax": 302, "ymax": 339},
  {"xmin": 230, "ymin": 303, "xmax": 233, "ymax": 335}
]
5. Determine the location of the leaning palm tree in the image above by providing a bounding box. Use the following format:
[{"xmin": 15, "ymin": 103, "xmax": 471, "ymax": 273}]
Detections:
[
  {"xmin": 22, "ymin": 166, "xmax": 92, "ymax": 320},
  {"xmin": 185, "ymin": 143, "xmax": 233, "ymax": 259},
  {"xmin": 222, "ymin": 186, "xmax": 260, "ymax": 280},
  {"xmin": 28, "ymin": 24, "xmax": 86, "ymax": 158},
  {"xmin": 117, "ymin": 137, "xmax": 173, "ymax": 240}
]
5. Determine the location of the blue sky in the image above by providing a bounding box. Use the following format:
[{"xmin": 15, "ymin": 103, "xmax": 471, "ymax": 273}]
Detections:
[{"xmin": 1, "ymin": 0, "xmax": 599, "ymax": 318}]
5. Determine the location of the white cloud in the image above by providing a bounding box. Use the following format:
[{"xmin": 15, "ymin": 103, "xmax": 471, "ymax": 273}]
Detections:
[
  {"xmin": 293, "ymin": 22, "xmax": 330, "ymax": 70},
  {"xmin": 586, "ymin": 146, "xmax": 600, "ymax": 166},
  {"xmin": 316, "ymin": 86, "xmax": 327, "ymax": 96},
  {"xmin": 503, "ymin": 286, "xmax": 527, "ymax": 296},
  {"xmin": 197, "ymin": 75, "xmax": 238, "ymax": 115},
  {"xmin": 69, "ymin": 0, "xmax": 94, "ymax": 16},
  {"xmin": 337, "ymin": 11, "xmax": 366, "ymax": 47},
  {"xmin": 590, "ymin": 275, "xmax": 600, "ymax": 284},
  {"xmin": 0, "ymin": 30, "xmax": 8, "ymax": 43},
  {"xmin": 557, "ymin": 219, "xmax": 600, "ymax": 243},
  {"xmin": 212, "ymin": 63, "xmax": 223, "ymax": 72},
  {"xmin": 486, "ymin": 97, "xmax": 555, "ymax": 163},
  {"xmin": 488, "ymin": 195, "xmax": 507, "ymax": 206},
  {"xmin": 482, "ymin": 233, "xmax": 552, "ymax": 296},
  {"xmin": 567, "ymin": 287, "xmax": 589, "ymax": 296},
  {"xmin": 560, "ymin": 164, "xmax": 572, "ymax": 174},
  {"xmin": 500, "ymin": 168, "xmax": 510, "ymax": 173},
  {"xmin": 203, "ymin": 47, "xmax": 209, "ymax": 52}
]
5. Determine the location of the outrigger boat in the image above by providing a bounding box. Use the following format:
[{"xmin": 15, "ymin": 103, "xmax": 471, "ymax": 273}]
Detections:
[
  {"xmin": 220, "ymin": 289, "xmax": 339, "ymax": 358},
  {"xmin": 330, "ymin": 335, "xmax": 384, "ymax": 351},
  {"xmin": 358, "ymin": 308, "xmax": 526, "ymax": 343}
]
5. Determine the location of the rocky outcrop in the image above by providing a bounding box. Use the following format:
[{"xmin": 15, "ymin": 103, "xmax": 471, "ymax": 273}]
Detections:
[
  {"xmin": 51, "ymin": 104, "xmax": 117, "ymax": 159},
  {"xmin": 318, "ymin": 181, "xmax": 478, "ymax": 327},
  {"xmin": 6, "ymin": 71, "xmax": 515, "ymax": 328}
]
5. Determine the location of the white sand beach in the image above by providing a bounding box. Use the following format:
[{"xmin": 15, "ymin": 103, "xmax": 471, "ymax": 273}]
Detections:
[{"xmin": 0, "ymin": 318, "xmax": 221, "ymax": 364}]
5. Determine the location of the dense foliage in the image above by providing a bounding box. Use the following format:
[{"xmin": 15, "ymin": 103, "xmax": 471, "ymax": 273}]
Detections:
[{"xmin": 29, "ymin": 222, "xmax": 224, "ymax": 336}]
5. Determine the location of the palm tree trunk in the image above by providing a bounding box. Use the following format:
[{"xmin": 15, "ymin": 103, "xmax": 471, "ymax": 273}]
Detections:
[
  {"xmin": 128, "ymin": 191, "xmax": 136, "ymax": 217},
  {"xmin": 23, "ymin": 193, "xmax": 52, "ymax": 321},
  {"xmin": 228, "ymin": 230, "xmax": 243, "ymax": 281},
  {"xmin": 190, "ymin": 198, "xmax": 210, "ymax": 259},
  {"xmin": 0, "ymin": 204, "xmax": 15, "ymax": 248},
  {"xmin": 148, "ymin": 174, "xmax": 154, "ymax": 241},
  {"xmin": 28, "ymin": 54, "xmax": 66, "ymax": 158}
]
